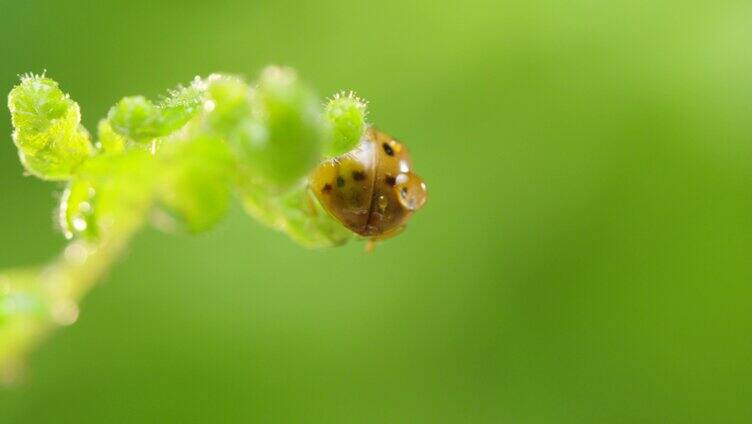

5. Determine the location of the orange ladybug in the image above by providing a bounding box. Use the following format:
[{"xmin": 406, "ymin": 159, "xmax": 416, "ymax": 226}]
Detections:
[{"xmin": 310, "ymin": 127, "xmax": 427, "ymax": 243}]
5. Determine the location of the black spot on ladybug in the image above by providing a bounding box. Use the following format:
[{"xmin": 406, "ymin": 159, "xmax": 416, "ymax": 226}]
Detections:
[
  {"xmin": 382, "ymin": 143, "xmax": 394, "ymax": 156},
  {"xmin": 352, "ymin": 170, "xmax": 366, "ymax": 181},
  {"xmin": 336, "ymin": 176, "xmax": 345, "ymax": 187},
  {"xmin": 400, "ymin": 187, "xmax": 408, "ymax": 198},
  {"xmin": 385, "ymin": 176, "xmax": 396, "ymax": 187},
  {"xmin": 321, "ymin": 184, "xmax": 332, "ymax": 194}
]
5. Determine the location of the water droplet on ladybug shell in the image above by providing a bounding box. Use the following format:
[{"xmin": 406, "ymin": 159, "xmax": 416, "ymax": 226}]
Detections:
[{"xmin": 394, "ymin": 172, "xmax": 427, "ymax": 211}]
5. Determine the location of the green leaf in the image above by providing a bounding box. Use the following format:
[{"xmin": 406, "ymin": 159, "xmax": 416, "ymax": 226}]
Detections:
[
  {"xmin": 241, "ymin": 183, "xmax": 351, "ymax": 248},
  {"xmin": 232, "ymin": 66, "xmax": 326, "ymax": 191},
  {"xmin": 204, "ymin": 74, "xmax": 251, "ymax": 134},
  {"xmin": 158, "ymin": 78, "xmax": 206, "ymax": 133},
  {"xmin": 106, "ymin": 96, "xmax": 163, "ymax": 143},
  {"xmin": 106, "ymin": 78, "xmax": 206, "ymax": 144},
  {"xmin": 155, "ymin": 135, "xmax": 235, "ymax": 234},
  {"xmin": 60, "ymin": 150, "xmax": 158, "ymax": 240},
  {"xmin": 96, "ymin": 119, "xmax": 126, "ymax": 154},
  {"xmin": 324, "ymin": 91, "xmax": 367, "ymax": 156},
  {"xmin": 7, "ymin": 74, "xmax": 93, "ymax": 180}
]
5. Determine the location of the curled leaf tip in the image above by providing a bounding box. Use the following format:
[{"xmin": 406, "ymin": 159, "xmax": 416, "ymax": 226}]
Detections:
[
  {"xmin": 7, "ymin": 74, "xmax": 93, "ymax": 180},
  {"xmin": 324, "ymin": 90, "xmax": 368, "ymax": 157}
]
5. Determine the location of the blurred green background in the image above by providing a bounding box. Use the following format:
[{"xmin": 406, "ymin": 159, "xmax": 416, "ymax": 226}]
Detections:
[{"xmin": 1, "ymin": 0, "xmax": 751, "ymax": 422}]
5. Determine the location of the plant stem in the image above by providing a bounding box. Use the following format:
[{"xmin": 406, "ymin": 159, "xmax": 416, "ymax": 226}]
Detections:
[{"xmin": 0, "ymin": 192, "xmax": 151, "ymax": 384}]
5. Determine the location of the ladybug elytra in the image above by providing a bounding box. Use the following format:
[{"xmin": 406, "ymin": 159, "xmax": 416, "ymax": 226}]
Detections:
[{"xmin": 311, "ymin": 127, "xmax": 427, "ymax": 242}]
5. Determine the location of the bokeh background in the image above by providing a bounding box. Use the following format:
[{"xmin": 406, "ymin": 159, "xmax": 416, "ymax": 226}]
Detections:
[{"xmin": 1, "ymin": 0, "xmax": 751, "ymax": 422}]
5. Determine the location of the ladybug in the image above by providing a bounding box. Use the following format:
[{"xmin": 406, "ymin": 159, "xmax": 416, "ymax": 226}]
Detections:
[{"xmin": 311, "ymin": 127, "xmax": 427, "ymax": 244}]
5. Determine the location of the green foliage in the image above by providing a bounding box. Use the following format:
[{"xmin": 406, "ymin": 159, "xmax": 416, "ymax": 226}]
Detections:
[
  {"xmin": 96, "ymin": 120, "xmax": 126, "ymax": 154},
  {"xmin": 107, "ymin": 78, "xmax": 205, "ymax": 144},
  {"xmin": 158, "ymin": 79, "xmax": 206, "ymax": 133},
  {"xmin": 324, "ymin": 91, "xmax": 367, "ymax": 156},
  {"xmin": 203, "ymin": 74, "xmax": 251, "ymax": 134},
  {"xmin": 231, "ymin": 66, "xmax": 327, "ymax": 190},
  {"xmin": 7, "ymin": 74, "xmax": 93, "ymax": 180},
  {"xmin": 1, "ymin": 67, "xmax": 378, "ymax": 377},
  {"xmin": 241, "ymin": 182, "xmax": 351, "ymax": 248},
  {"xmin": 60, "ymin": 178, "xmax": 98, "ymax": 240},
  {"xmin": 107, "ymin": 96, "xmax": 163, "ymax": 142},
  {"xmin": 155, "ymin": 135, "xmax": 234, "ymax": 233},
  {"xmin": 60, "ymin": 149, "xmax": 157, "ymax": 240}
]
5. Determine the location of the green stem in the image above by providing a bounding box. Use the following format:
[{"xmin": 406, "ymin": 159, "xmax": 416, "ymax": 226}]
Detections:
[{"xmin": 0, "ymin": 193, "xmax": 151, "ymax": 383}]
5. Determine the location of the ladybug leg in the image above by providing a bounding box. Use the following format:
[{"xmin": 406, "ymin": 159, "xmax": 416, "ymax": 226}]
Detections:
[{"xmin": 363, "ymin": 225, "xmax": 407, "ymax": 253}]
